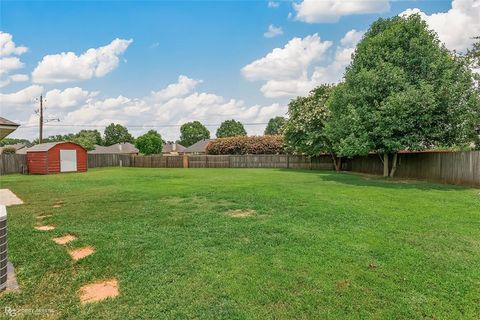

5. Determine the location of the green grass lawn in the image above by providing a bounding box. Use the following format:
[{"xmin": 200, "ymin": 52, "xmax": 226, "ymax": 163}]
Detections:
[{"xmin": 0, "ymin": 168, "xmax": 479, "ymax": 319}]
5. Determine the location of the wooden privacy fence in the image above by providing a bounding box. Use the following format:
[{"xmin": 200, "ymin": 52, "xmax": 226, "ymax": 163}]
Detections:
[
  {"xmin": 2, "ymin": 152, "xmax": 479, "ymax": 186},
  {"xmin": 0, "ymin": 154, "xmax": 27, "ymax": 175},
  {"xmin": 87, "ymin": 154, "xmax": 131, "ymax": 168},
  {"xmin": 343, "ymin": 151, "xmax": 480, "ymax": 186}
]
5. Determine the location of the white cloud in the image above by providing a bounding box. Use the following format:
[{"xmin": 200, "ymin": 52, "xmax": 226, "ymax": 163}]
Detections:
[
  {"xmin": 400, "ymin": 0, "xmax": 480, "ymax": 52},
  {"xmin": 242, "ymin": 34, "xmax": 332, "ymax": 81},
  {"xmin": 31, "ymin": 38, "xmax": 133, "ymax": 84},
  {"xmin": 0, "ymin": 32, "xmax": 28, "ymax": 87},
  {"xmin": 264, "ymin": 24, "xmax": 284, "ymax": 38},
  {"xmin": 5, "ymin": 76, "xmax": 287, "ymax": 140},
  {"xmin": 294, "ymin": 0, "xmax": 390, "ymax": 23},
  {"xmin": 0, "ymin": 32, "xmax": 28, "ymax": 57},
  {"xmin": 268, "ymin": 1, "xmax": 279, "ymax": 8},
  {"xmin": 45, "ymin": 87, "xmax": 97, "ymax": 109},
  {"xmin": 0, "ymin": 85, "xmax": 43, "ymax": 105},
  {"xmin": 150, "ymin": 75, "xmax": 201, "ymax": 102},
  {"xmin": 9, "ymin": 74, "xmax": 29, "ymax": 82},
  {"xmin": 243, "ymin": 30, "xmax": 363, "ymax": 97},
  {"xmin": 0, "ymin": 57, "xmax": 24, "ymax": 75}
]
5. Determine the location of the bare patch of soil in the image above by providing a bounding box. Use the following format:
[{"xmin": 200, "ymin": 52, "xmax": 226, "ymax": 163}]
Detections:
[
  {"xmin": 34, "ymin": 225, "xmax": 55, "ymax": 231},
  {"xmin": 52, "ymin": 234, "xmax": 76, "ymax": 245},
  {"xmin": 69, "ymin": 246, "xmax": 95, "ymax": 261},
  {"xmin": 53, "ymin": 204, "xmax": 62, "ymax": 208},
  {"xmin": 227, "ymin": 209, "xmax": 256, "ymax": 218},
  {"xmin": 79, "ymin": 279, "xmax": 119, "ymax": 304}
]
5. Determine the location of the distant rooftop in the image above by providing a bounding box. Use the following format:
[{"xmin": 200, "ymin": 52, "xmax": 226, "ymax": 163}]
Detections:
[
  {"xmin": 89, "ymin": 142, "xmax": 139, "ymax": 154},
  {"xmin": 184, "ymin": 139, "xmax": 215, "ymax": 153}
]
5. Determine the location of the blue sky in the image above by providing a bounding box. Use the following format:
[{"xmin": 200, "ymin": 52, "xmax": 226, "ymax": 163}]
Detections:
[{"xmin": 1, "ymin": 0, "xmax": 478, "ymax": 140}]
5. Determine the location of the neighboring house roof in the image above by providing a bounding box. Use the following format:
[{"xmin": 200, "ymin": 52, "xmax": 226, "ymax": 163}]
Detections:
[
  {"xmin": 88, "ymin": 142, "xmax": 139, "ymax": 154},
  {"xmin": 184, "ymin": 139, "xmax": 214, "ymax": 153},
  {"xmin": 0, "ymin": 143, "xmax": 26, "ymax": 154},
  {"xmin": 162, "ymin": 142, "xmax": 186, "ymax": 153},
  {"xmin": 26, "ymin": 141, "xmax": 86, "ymax": 152},
  {"xmin": 0, "ymin": 117, "xmax": 20, "ymax": 140}
]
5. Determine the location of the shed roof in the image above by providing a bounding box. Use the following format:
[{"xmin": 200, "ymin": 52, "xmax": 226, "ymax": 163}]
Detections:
[
  {"xmin": 184, "ymin": 139, "xmax": 214, "ymax": 153},
  {"xmin": 26, "ymin": 141, "xmax": 85, "ymax": 152},
  {"xmin": 0, "ymin": 117, "xmax": 19, "ymax": 127}
]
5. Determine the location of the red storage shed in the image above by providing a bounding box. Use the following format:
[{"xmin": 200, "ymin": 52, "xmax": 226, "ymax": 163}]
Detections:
[{"xmin": 27, "ymin": 142, "xmax": 87, "ymax": 174}]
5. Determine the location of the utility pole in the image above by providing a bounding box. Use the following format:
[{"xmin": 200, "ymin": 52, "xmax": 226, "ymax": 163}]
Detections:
[
  {"xmin": 35, "ymin": 95, "xmax": 59, "ymax": 144},
  {"xmin": 39, "ymin": 94, "xmax": 44, "ymax": 144}
]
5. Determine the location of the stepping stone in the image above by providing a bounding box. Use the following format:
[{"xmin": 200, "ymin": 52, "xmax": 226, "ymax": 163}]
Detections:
[
  {"xmin": 69, "ymin": 246, "xmax": 95, "ymax": 261},
  {"xmin": 35, "ymin": 225, "xmax": 55, "ymax": 231},
  {"xmin": 37, "ymin": 214, "xmax": 53, "ymax": 219},
  {"xmin": 79, "ymin": 279, "xmax": 119, "ymax": 304},
  {"xmin": 52, "ymin": 234, "xmax": 76, "ymax": 245}
]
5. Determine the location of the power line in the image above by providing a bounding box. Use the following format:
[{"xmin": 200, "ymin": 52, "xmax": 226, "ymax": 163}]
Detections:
[{"xmin": 16, "ymin": 122, "xmax": 270, "ymax": 129}]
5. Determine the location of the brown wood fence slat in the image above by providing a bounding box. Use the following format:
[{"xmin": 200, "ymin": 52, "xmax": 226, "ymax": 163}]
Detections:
[
  {"xmin": 0, "ymin": 154, "xmax": 27, "ymax": 175},
  {"xmin": 2, "ymin": 152, "xmax": 478, "ymax": 186}
]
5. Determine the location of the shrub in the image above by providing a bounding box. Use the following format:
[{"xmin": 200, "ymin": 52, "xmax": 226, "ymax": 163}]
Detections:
[
  {"xmin": 1, "ymin": 147, "xmax": 16, "ymax": 154},
  {"xmin": 206, "ymin": 135, "xmax": 285, "ymax": 155}
]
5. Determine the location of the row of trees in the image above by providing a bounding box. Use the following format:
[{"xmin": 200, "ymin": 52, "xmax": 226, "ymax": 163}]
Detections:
[
  {"xmin": 10, "ymin": 118, "xmax": 286, "ymax": 155},
  {"xmin": 283, "ymin": 15, "xmax": 480, "ymax": 176}
]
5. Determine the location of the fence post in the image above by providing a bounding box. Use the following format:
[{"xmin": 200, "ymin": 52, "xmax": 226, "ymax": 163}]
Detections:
[{"xmin": 183, "ymin": 155, "xmax": 189, "ymax": 168}]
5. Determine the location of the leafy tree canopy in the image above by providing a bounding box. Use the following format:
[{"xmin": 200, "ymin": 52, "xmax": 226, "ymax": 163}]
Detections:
[
  {"xmin": 216, "ymin": 119, "xmax": 247, "ymax": 138},
  {"xmin": 283, "ymin": 85, "xmax": 335, "ymax": 157},
  {"xmin": 179, "ymin": 121, "xmax": 210, "ymax": 147},
  {"xmin": 104, "ymin": 123, "xmax": 135, "ymax": 146},
  {"xmin": 135, "ymin": 130, "xmax": 163, "ymax": 155},
  {"xmin": 326, "ymin": 14, "xmax": 479, "ymax": 159},
  {"xmin": 72, "ymin": 130, "xmax": 103, "ymax": 151},
  {"xmin": 264, "ymin": 116, "xmax": 286, "ymax": 135},
  {"xmin": 0, "ymin": 138, "xmax": 31, "ymax": 147}
]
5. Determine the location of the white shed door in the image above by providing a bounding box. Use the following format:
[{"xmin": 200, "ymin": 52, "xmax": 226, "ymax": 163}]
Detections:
[{"xmin": 60, "ymin": 150, "xmax": 77, "ymax": 172}]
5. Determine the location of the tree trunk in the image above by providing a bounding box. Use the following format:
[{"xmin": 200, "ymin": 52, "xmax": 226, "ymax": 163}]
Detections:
[
  {"xmin": 389, "ymin": 153, "xmax": 398, "ymax": 177},
  {"xmin": 383, "ymin": 154, "xmax": 389, "ymax": 177},
  {"xmin": 330, "ymin": 154, "xmax": 342, "ymax": 171}
]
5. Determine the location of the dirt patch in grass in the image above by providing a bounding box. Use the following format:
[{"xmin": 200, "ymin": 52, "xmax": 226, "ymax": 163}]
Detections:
[
  {"xmin": 79, "ymin": 279, "xmax": 119, "ymax": 304},
  {"xmin": 227, "ymin": 209, "xmax": 256, "ymax": 218},
  {"xmin": 69, "ymin": 246, "xmax": 95, "ymax": 261},
  {"xmin": 52, "ymin": 234, "xmax": 76, "ymax": 245},
  {"xmin": 34, "ymin": 225, "xmax": 55, "ymax": 231}
]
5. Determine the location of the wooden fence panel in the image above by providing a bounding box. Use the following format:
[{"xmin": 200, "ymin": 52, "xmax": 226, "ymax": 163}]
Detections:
[
  {"xmin": 88, "ymin": 154, "xmax": 131, "ymax": 168},
  {"xmin": 0, "ymin": 154, "xmax": 27, "ymax": 175},
  {"xmin": 344, "ymin": 151, "xmax": 480, "ymax": 186}
]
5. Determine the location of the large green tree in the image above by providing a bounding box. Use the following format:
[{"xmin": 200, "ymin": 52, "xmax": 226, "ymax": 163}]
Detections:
[
  {"xmin": 264, "ymin": 116, "xmax": 286, "ymax": 135},
  {"xmin": 462, "ymin": 36, "xmax": 480, "ymax": 149},
  {"xmin": 283, "ymin": 85, "xmax": 341, "ymax": 170},
  {"xmin": 216, "ymin": 119, "xmax": 247, "ymax": 138},
  {"xmin": 179, "ymin": 121, "xmax": 210, "ymax": 147},
  {"xmin": 104, "ymin": 123, "xmax": 135, "ymax": 146},
  {"xmin": 135, "ymin": 130, "xmax": 163, "ymax": 155},
  {"xmin": 72, "ymin": 130, "xmax": 103, "ymax": 151},
  {"xmin": 326, "ymin": 14, "xmax": 480, "ymax": 176}
]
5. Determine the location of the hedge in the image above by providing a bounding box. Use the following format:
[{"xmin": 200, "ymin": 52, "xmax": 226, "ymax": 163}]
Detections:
[{"xmin": 206, "ymin": 135, "xmax": 285, "ymax": 155}]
